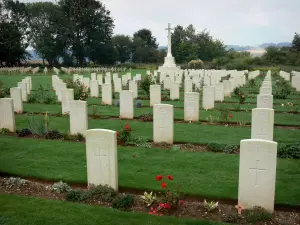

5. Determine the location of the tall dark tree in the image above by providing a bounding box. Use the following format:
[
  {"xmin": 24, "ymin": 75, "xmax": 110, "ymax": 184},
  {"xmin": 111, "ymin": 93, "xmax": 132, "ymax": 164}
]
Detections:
[
  {"xmin": 27, "ymin": 2, "xmax": 67, "ymax": 66},
  {"xmin": 133, "ymin": 29, "xmax": 158, "ymax": 49},
  {"xmin": 59, "ymin": 0, "xmax": 114, "ymax": 65},
  {"xmin": 0, "ymin": 0, "xmax": 28, "ymax": 65},
  {"xmin": 291, "ymin": 32, "xmax": 300, "ymax": 52},
  {"xmin": 112, "ymin": 35, "xmax": 132, "ymax": 63}
]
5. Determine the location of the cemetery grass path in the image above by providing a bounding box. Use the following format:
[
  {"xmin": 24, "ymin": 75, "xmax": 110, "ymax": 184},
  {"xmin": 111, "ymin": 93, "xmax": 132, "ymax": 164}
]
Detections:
[
  {"xmin": 0, "ymin": 135, "xmax": 299, "ymax": 206},
  {"xmin": 0, "ymin": 194, "xmax": 226, "ymax": 225},
  {"xmin": 23, "ymin": 103, "xmax": 300, "ymax": 126},
  {"xmin": 14, "ymin": 114, "xmax": 300, "ymax": 145}
]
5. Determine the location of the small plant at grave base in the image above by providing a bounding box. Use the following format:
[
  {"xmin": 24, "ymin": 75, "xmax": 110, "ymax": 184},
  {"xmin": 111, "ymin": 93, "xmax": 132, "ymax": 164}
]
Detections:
[
  {"xmin": 135, "ymin": 100, "xmax": 142, "ymax": 108},
  {"xmin": 66, "ymin": 189, "xmax": 82, "ymax": 202},
  {"xmin": 235, "ymin": 203, "xmax": 245, "ymax": 215},
  {"xmin": 112, "ymin": 194, "xmax": 135, "ymax": 211},
  {"xmin": 203, "ymin": 199, "xmax": 219, "ymax": 212},
  {"xmin": 238, "ymin": 94, "xmax": 246, "ymax": 104},
  {"xmin": 147, "ymin": 174, "xmax": 185, "ymax": 217},
  {"xmin": 91, "ymin": 105, "xmax": 101, "ymax": 119},
  {"xmin": 206, "ymin": 115, "xmax": 219, "ymax": 124},
  {"xmin": 219, "ymin": 106, "xmax": 230, "ymax": 123},
  {"xmin": 114, "ymin": 99, "xmax": 120, "ymax": 107},
  {"xmin": 141, "ymin": 192, "xmax": 157, "ymax": 207},
  {"xmin": 117, "ymin": 123, "xmax": 132, "ymax": 144},
  {"xmin": 45, "ymin": 130, "xmax": 63, "ymax": 140},
  {"xmin": 4, "ymin": 177, "xmax": 28, "ymax": 188},
  {"xmin": 233, "ymin": 87, "xmax": 241, "ymax": 96},
  {"xmin": 244, "ymin": 207, "xmax": 272, "ymax": 223},
  {"xmin": 138, "ymin": 113, "xmax": 153, "ymax": 122},
  {"xmin": 1, "ymin": 128, "xmax": 9, "ymax": 134},
  {"xmin": 65, "ymin": 79, "xmax": 89, "ymax": 101},
  {"xmin": 51, "ymin": 181, "xmax": 72, "ymax": 193},
  {"xmin": 126, "ymin": 136, "xmax": 152, "ymax": 148},
  {"xmin": 27, "ymin": 113, "xmax": 49, "ymax": 137},
  {"xmin": 18, "ymin": 128, "xmax": 32, "ymax": 137},
  {"xmin": 81, "ymin": 184, "xmax": 118, "ymax": 203},
  {"xmin": 75, "ymin": 133, "xmax": 84, "ymax": 142},
  {"xmin": 277, "ymin": 143, "xmax": 300, "ymax": 159}
]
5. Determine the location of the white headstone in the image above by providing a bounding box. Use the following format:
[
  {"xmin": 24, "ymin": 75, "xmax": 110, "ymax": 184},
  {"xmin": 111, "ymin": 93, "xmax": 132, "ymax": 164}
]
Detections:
[
  {"xmin": 260, "ymin": 87, "xmax": 272, "ymax": 95},
  {"xmin": 164, "ymin": 77, "xmax": 171, "ymax": 90},
  {"xmin": 105, "ymin": 76, "xmax": 111, "ymax": 84},
  {"xmin": 251, "ymin": 108, "xmax": 274, "ymax": 141},
  {"xmin": 214, "ymin": 83, "xmax": 224, "ymax": 102},
  {"xmin": 129, "ymin": 80, "xmax": 138, "ymax": 98},
  {"xmin": 202, "ymin": 86, "xmax": 215, "ymax": 110},
  {"xmin": 150, "ymin": 85, "xmax": 161, "ymax": 107},
  {"xmin": 238, "ymin": 139, "xmax": 277, "ymax": 212},
  {"xmin": 86, "ymin": 129, "xmax": 118, "ymax": 190},
  {"xmin": 91, "ymin": 73, "xmax": 96, "ymax": 80},
  {"xmin": 62, "ymin": 89, "xmax": 74, "ymax": 114},
  {"xmin": 83, "ymin": 77, "xmax": 90, "ymax": 89},
  {"xmin": 257, "ymin": 95, "xmax": 273, "ymax": 109},
  {"xmin": 102, "ymin": 84, "xmax": 112, "ymax": 105},
  {"xmin": 18, "ymin": 82, "xmax": 27, "ymax": 102},
  {"xmin": 153, "ymin": 104, "xmax": 173, "ymax": 144},
  {"xmin": 170, "ymin": 83, "xmax": 179, "ymax": 100},
  {"xmin": 120, "ymin": 90, "xmax": 134, "ymax": 119},
  {"xmin": 114, "ymin": 78, "xmax": 122, "ymax": 93},
  {"xmin": 10, "ymin": 87, "xmax": 23, "ymax": 113},
  {"xmin": 184, "ymin": 92, "xmax": 199, "ymax": 121},
  {"xmin": 0, "ymin": 98, "xmax": 15, "ymax": 132},
  {"xmin": 69, "ymin": 100, "xmax": 88, "ymax": 135},
  {"xmin": 184, "ymin": 79, "xmax": 193, "ymax": 92},
  {"xmin": 97, "ymin": 74, "xmax": 103, "ymax": 85},
  {"xmin": 223, "ymin": 80, "xmax": 231, "ymax": 97},
  {"xmin": 90, "ymin": 80, "xmax": 99, "ymax": 97}
]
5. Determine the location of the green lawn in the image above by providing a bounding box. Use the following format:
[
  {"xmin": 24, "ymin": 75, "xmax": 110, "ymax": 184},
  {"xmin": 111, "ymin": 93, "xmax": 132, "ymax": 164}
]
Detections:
[
  {"xmin": 22, "ymin": 102, "xmax": 300, "ymax": 126},
  {"xmin": 14, "ymin": 114, "xmax": 300, "ymax": 145},
  {"xmin": 0, "ymin": 135, "xmax": 299, "ymax": 205},
  {"xmin": 0, "ymin": 194, "xmax": 226, "ymax": 225}
]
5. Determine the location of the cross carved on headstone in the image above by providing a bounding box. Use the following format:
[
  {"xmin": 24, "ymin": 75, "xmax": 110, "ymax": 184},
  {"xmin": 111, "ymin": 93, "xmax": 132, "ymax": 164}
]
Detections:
[
  {"xmin": 94, "ymin": 148, "xmax": 107, "ymax": 157},
  {"xmin": 249, "ymin": 160, "xmax": 266, "ymax": 186}
]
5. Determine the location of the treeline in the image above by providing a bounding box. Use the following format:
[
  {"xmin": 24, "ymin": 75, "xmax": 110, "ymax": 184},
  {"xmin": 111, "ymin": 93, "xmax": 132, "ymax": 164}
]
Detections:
[{"xmin": 1, "ymin": 0, "xmax": 299, "ymax": 68}]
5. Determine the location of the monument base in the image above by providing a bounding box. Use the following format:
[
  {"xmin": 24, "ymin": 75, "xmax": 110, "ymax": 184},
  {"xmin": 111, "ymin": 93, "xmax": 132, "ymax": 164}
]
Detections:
[{"xmin": 158, "ymin": 56, "xmax": 181, "ymax": 73}]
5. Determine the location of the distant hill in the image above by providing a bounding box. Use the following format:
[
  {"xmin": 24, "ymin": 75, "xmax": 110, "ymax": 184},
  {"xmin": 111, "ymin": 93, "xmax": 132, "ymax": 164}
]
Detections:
[
  {"xmin": 226, "ymin": 42, "xmax": 292, "ymax": 51},
  {"xmin": 27, "ymin": 50, "xmax": 40, "ymax": 60},
  {"xmin": 158, "ymin": 46, "xmax": 167, "ymax": 50},
  {"xmin": 259, "ymin": 42, "xmax": 292, "ymax": 48}
]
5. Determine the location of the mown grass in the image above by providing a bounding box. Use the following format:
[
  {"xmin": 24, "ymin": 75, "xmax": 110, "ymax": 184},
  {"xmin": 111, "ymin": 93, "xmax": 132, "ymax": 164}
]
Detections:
[
  {"xmin": 22, "ymin": 102, "xmax": 300, "ymax": 126},
  {"xmin": 15, "ymin": 114, "xmax": 300, "ymax": 145},
  {"xmin": 0, "ymin": 194, "xmax": 226, "ymax": 225},
  {"xmin": 0, "ymin": 135, "xmax": 299, "ymax": 205}
]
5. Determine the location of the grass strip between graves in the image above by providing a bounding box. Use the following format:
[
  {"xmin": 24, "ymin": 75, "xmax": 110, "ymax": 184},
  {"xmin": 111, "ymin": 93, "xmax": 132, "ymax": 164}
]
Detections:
[
  {"xmin": 0, "ymin": 194, "xmax": 226, "ymax": 225},
  {"xmin": 14, "ymin": 114, "xmax": 300, "ymax": 145},
  {"xmin": 0, "ymin": 135, "xmax": 299, "ymax": 206},
  {"xmin": 22, "ymin": 103, "xmax": 300, "ymax": 126}
]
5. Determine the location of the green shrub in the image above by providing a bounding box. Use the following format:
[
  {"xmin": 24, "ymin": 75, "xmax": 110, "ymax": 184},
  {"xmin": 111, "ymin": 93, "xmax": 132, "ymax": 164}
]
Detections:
[
  {"xmin": 27, "ymin": 114, "xmax": 49, "ymax": 137},
  {"xmin": 244, "ymin": 207, "xmax": 272, "ymax": 223},
  {"xmin": 81, "ymin": 185, "xmax": 118, "ymax": 203},
  {"xmin": 233, "ymin": 87, "xmax": 241, "ymax": 96},
  {"xmin": 207, "ymin": 143, "xmax": 223, "ymax": 152},
  {"xmin": 140, "ymin": 75, "xmax": 155, "ymax": 97},
  {"xmin": 64, "ymin": 78, "xmax": 89, "ymax": 101},
  {"xmin": 66, "ymin": 190, "xmax": 82, "ymax": 202},
  {"xmin": 27, "ymin": 85, "xmax": 56, "ymax": 104},
  {"xmin": 4, "ymin": 177, "xmax": 28, "ymax": 188},
  {"xmin": 278, "ymin": 143, "xmax": 300, "ymax": 159},
  {"xmin": 51, "ymin": 181, "xmax": 72, "ymax": 193},
  {"xmin": 112, "ymin": 194, "xmax": 135, "ymax": 211},
  {"xmin": 207, "ymin": 143, "xmax": 238, "ymax": 154},
  {"xmin": 219, "ymin": 106, "xmax": 230, "ymax": 122},
  {"xmin": 188, "ymin": 59, "xmax": 204, "ymax": 69},
  {"xmin": 45, "ymin": 130, "xmax": 63, "ymax": 140},
  {"xmin": 1, "ymin": 128, "xmax": 10, "ymax": 134},
  {"xmin": 0, "ymin": 81, "xmax": 10, "ymax": 98}
]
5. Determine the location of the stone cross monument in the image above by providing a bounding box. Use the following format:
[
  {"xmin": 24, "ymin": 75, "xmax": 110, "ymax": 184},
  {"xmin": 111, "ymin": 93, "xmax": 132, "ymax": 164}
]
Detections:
[
  {"xmin": 166, "ymin": 23, "xmax": 174, "ymax": 57},
  {"xmin": 161, "ymin": 23, "xmax": 178, "ymax": 69}
]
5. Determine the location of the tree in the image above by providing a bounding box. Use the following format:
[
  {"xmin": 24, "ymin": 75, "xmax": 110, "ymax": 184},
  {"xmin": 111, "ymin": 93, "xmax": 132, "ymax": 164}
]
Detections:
[
  {"xmin": 59, "ymin": 0, "xmax": 114, "ymax": 65},
  {"xmin": 291, "ymin": 32, "xmax": 300, "ymax": 52},
  {"xmin": 0, "ymin": 0, "xmax": 28, "ymax": 65},
  {"xmin": 133, "ymin": 29, "xmax": 158, "ymax": 49},
  {"xmin": 112, "ymin": 35, "xmax": 132, "ymax": 63},
  {"xmin": 27, "ymin": 2, "xmax": 67, "ymax": 66}
]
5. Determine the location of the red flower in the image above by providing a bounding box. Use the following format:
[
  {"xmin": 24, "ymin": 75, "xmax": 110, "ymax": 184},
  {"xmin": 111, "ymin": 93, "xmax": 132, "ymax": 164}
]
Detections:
[
  {"xmin": 116, "ymin": 132, "xmax": 119, "ymax": 137},
  {"xmin": 229, "ymin": 114, "xmax": 232, "ymax": 118},
  {"xmin": 125, "ymin": 124, "xmax": 130, "ymax": 131},
  {"xmin": 164, "ymin": 203, "xmax": 171, "ymax": 209},
  {"xmin": 179, "ymin": 200, "xmax": 184, "ymax": 206},
  {"xmin": 167, "ymin": 175, "xmax": 173, "ymax": 180},
  {"xmin": 161, "ymin": 182, "xmax": 167, "ymax": 188},
  {"xmin": 156, "ymin": 175, "xmax": 163, "ymax": 181},
  {"xmin": 159, "ymin": 203, "xmax": 165, "ymax": 207}
]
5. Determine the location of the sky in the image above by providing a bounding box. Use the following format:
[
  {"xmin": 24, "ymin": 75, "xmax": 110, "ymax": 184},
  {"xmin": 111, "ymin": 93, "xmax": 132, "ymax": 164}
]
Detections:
[{"xmin": 21, "ymin": 0, "xmax": 300, "ymax": 47}]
